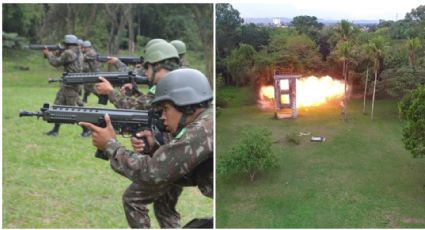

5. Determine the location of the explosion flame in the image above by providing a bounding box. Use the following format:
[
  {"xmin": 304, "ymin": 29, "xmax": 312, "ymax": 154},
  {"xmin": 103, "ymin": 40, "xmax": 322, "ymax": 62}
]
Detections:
[{"xmin": 258, "ymin": 76, "xmax": 346, "ymax": 108}]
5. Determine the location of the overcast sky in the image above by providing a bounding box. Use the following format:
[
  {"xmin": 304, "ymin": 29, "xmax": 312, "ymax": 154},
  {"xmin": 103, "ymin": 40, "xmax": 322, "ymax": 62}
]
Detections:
[{"xmin": 229, "ymin": 0, "xmax": 423, "ymax": 20}]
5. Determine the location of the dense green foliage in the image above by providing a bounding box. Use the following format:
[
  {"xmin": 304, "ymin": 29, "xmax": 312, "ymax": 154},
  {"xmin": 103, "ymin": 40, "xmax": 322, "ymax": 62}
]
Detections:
[
  {"xmin": 217, "ymin": 127, "xmax": 277, "ymax": 182},
  {"xmin": 216, "ymin": 4, "xmax": 425, "ymax": 100},
  {"xmin": 399, "ymin": 85, "xmax": 425, "ymax": 157},
  {"xmin": 2, "ymin": 3, "xmax": 213, "ymax": 79},
  {"xmin": 291, "ymin": 15, "xmax": 323, "ymax": 43},
  {"xmin": 224, "ymin": 44, "xmax": 256, "ymax": 86},
  {"xmin": 2, "ymin": 32, "xmax": 28, "ymax": 48}
]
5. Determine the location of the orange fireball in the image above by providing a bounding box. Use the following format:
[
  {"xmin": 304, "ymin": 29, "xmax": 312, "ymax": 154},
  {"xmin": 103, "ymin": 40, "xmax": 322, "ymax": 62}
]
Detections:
[{"xmin": 258, "ymin": 76, "xmax": 346, "ymax": 108}]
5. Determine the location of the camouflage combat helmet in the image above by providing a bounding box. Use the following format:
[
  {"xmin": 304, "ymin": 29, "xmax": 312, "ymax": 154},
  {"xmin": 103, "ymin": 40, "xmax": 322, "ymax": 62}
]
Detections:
[
  {"xmin": 63, "ymin": 34, "xmax": 79, "ymax": 44},
  {"xmin": 143, "ymin": 42, "xmax": 179, "ymax": 68},
  {"xmin": 78, "ymin": 39, "xmax": 83, "ymax": 46},
  {"xmin": 152, "ymin": 68, "xmax": 212, "ymax": 106},
  {"xmin": 82, "ymin": 41, "xmax": 92, "ymax": 48},
  {"xmin": 170, "ymin": 40, "xmax": 186, "ymax": 55}
]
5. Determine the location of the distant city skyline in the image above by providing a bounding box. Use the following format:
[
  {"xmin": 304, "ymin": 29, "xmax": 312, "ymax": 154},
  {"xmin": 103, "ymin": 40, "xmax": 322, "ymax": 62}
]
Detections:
[{"xmin": 229, "ymin": 0, "xmax": 423, "ymax": 21}]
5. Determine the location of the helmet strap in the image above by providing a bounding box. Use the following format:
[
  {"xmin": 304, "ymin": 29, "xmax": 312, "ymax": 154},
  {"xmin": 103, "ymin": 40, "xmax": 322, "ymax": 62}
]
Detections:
[
  {"xmin": 159, "ymin": 59, "xmax": 180, "ymax": 72},
  {"xmin": 175, "ymin": 113, "xmax": 188, "ymax": 138},
  {"xmin": 151, "ymin": 59, "xmax": 180, "ymax": 85},
  {"xmin": 151, "ymin": 65, "xmax": 159, "ymax": 86}
]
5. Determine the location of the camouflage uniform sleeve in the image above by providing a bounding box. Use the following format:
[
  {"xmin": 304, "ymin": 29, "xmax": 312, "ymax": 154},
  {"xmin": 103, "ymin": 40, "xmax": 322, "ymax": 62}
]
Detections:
[
  {"xmin": 114, "ymin": 59, "xmax": 129, "ymax": 72},
  {"xmin": 107, "ymin": 90, "xmax": 122, "ymax": 107},
  {"xmin": 108, "ymin": 92, "xmax": 152, "ymax": 110},
  {"xmin": 104, "ymin": 117, "xmax": 213, "ymax": 187},
  {"xmin": 82, "ymin": 53, "xmax": 90, "ymax": 72},
  {"xmin": 47, "ymin": 50, "xmax": 76, "ymax": 67}
]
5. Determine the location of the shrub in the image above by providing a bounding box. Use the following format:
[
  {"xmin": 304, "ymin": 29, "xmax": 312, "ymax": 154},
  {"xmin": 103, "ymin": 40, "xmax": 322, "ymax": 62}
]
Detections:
[
  {"xmin": 2, "ymin": 32, "xmax": 28, "ymax": 48},
  {"xmin": 399, "ymin": 85, "xmax": 425, "ymax": 157},
  {"xmin": 217, "ymin": 127, "xmax": 278, "ymax": 181}
]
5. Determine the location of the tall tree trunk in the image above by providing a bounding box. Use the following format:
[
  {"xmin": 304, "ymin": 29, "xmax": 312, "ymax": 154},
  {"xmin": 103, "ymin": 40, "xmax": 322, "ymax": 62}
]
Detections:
[
  {"xmin": 137, "ymin": 14, "xmax": 141, "ymax": 38},
  {"xmin": 342, "ymin": 60, "xmax": 348, "ymax": 121},
  {"xmin": 66, "ymin": 4, "xmax": 76, "ymax": 34},
  {"xmin": 127, "ymin": 5, "xmax": 134, "ymax": 54},
  {"xmin": 363, "ymin": 66, "xmax": 369, "ymax": 115},
  {"xmin": 105, "ymin": 5, "xmax": 129, "ymax": 55},
  {"xmin": 371, "ymin": 70, "xmax": 378, "ymax": 120},
  {"xmin": 82, "ymin": 4, "xmax": 98, "ymax": 38},
  {"xmin": 192, "ymin": 5, "xmax": 213, "ymax": 82},
  {"xmin": 105, "ymin": 5, "xmax": 117, "ymax": 54}
]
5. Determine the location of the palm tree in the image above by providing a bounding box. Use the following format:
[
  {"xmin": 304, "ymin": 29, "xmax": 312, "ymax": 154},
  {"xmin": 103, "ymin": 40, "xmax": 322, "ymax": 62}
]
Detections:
[
  {"xmin": 362, "ymin": 43, "xmax": 374, "ymax": 115},
  {"xmin": 406, "ymin": 37, "xmax": 422, "ymax": 68},
  {"xmin": 363, "ymin": 65, "xmax": 369, "ymax": 115},
  {"xmin": 336, "ymin": 20, "xmax": 354, "ymax": 42},
  {"xmin": 369, "ymin": 36, "xmax": 386, "ymax": 121},
  {"xmin": 332, "ymin": 20, "xmax": 355, "ymax": 121},
  {"xmin": 333, "ymin": 41, "xmax": 352, "ymax": 121}
]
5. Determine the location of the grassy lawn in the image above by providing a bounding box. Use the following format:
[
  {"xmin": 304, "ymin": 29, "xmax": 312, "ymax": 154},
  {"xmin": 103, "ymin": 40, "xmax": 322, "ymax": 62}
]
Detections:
[
  {"xmin": 216, "ymin": 86, "xmax": 425, "ymax": 228},
  {"xmin": 2, "ymin": 49, "xmax": 212, "ymax": 228}
]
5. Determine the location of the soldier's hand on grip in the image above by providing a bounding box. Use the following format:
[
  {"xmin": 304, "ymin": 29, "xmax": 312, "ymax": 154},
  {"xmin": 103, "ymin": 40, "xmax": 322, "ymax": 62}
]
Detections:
[
  {"xmin": 120, "ymin": 83, "xmax": 133, "ymax": 96},
  {"xmin": 131, "ymin": 130, "xmax": 155, "ymax": 153},
  {"xmin": 42, "ymin": 47, "xmax": 49, "ymax": 58},
  {"xmin": 79, "ymin": 114, "xmax": 116, "ymax": 151},
  {"xmin": 106, "ymin": 56, "xmax": 118, "ymax": 65},
  {"xmin": 95, "ymin": 77, "xmax": 114, "ymax": 95}
]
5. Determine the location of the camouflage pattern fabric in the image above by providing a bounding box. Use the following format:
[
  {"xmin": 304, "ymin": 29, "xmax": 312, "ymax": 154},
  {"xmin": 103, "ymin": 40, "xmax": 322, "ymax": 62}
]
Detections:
[
  {"xmin": 180, "ymin": 56, "xmax": 189, "ymax": 68},
  {"xmin": 104, "ymin": 107, "xmax": 213, "ymax": 228},
  {"xmin": 114, "ymin": 59, "xmax": 145, "ymax": 76},
  {"xmin": 82, "ymin": 48, "xmax": 100, "ymax": 97},
  {"xmin": 108, "ymin": 60, "xmax": 148, "ymax": 108},
  {"xmin": 114, "ymin": 59, "xmax": 129, "ymax": 72},
  {"xmin": 107, "ymin": 91, "xmax": 154, "ymax": 110},
  {"xmin": 53, "ymin": 86, "xmax": 83, "ymax": 106},
  {"xmin": 122, "ymin": 183, "xmax": 183, "ymax": 228},
  {"xmin": 83, "ymin": 48, "xmax": 100, "ymax": 72},
  {"xmin": 47, "ymin": 46, "xmax": 83, "ymax": 106}
]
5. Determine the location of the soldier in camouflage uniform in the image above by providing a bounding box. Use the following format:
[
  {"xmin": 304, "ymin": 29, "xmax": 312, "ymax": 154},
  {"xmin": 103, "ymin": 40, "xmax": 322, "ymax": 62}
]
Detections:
[
  {"xmin": 42, "ymin": 34, "xmax": 91, "ymax": 137},
  {"xmin": 81, "ymin": 40, "xmax": 100, "ymax": 103},
  {"xmin": 95, "ymin": 41, "xmax": 180, "ymax": 110},
  {"xmin": 170, "ymin": 40, "xmax": 189, "ymax": 68},
  {"xmin": 80, "ymin": 68, "xmax": 213, "ymax": 228},
  {"xmin": 94, "ymin": 40, "xmax": 184, "ymax": 228},
  {"xmin": 106, "ymin": 56, "xmax": 144, "ymax": 75}
]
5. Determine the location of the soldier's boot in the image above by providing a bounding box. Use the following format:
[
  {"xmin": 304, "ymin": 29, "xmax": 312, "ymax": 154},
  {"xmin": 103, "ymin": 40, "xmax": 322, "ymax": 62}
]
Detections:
[
  {"xmin": 46, "ymin": 124, "xmax": 60, "ymax": 136},
  {"xmin": 81, "ymin": 126, "xmax": 91, "ymax": 137}
]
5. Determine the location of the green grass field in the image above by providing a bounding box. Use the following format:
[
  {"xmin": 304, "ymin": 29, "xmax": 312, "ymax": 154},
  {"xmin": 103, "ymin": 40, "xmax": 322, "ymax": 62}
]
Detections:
[
  {"xmin": 216, "ymin": 86, "xmax": 425, "ymax": 228},
  {"xmin": 2, "ymin": 49, "xmax": 212, "ymax": 228}
]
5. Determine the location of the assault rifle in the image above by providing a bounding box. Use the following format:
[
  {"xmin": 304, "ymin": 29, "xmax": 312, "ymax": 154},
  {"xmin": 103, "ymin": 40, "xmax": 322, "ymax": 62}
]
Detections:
[
  {"xmin": 29, "ymin": 44, "xmax": 65, "ymax": 52},
  {"xmin": 48, "ymin": 71, "xmax": 150, "ymax": 105},
  {"xmin": 86, "ymin": 55, "xmax": 144, "ymax": 65},
  {"xmin": 19, "ymin": 103, "xmax": 161, "ymax": 160}
]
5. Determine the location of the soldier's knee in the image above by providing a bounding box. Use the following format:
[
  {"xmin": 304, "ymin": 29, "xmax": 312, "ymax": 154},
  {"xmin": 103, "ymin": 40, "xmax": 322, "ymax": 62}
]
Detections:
[{"xmin": 122, "ymin": 188, "xmax": 131, "ymax": 206}]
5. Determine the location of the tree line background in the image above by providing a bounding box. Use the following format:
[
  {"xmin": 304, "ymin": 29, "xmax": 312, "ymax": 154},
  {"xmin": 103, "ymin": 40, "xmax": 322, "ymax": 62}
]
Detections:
[
  {"xmin": 3, "ymin": 3, "xmax": 213, "ymax": 80},
  {"xmin": 216, "ymin": 3, "xmax": 425, "ymax": 157},
  {"xmin": 216, "ymin": 4, "xmax": 425, "ymax": 101}
]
